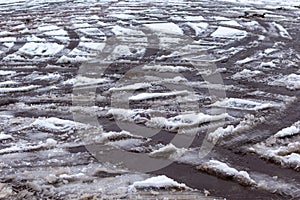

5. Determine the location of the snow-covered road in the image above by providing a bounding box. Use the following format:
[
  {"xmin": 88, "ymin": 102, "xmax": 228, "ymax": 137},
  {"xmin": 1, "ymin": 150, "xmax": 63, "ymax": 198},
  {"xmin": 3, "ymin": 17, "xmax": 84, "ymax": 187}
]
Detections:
[{"xmin": 0, "ymin": 0, "xmax": 299, "ymax": 199}]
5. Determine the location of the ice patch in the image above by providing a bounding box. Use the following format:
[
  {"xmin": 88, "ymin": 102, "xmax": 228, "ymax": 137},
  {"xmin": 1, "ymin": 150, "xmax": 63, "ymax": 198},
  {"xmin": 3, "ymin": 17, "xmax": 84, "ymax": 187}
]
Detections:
[
  {"xmin": 144, "ymin": 23, "xmax": 184, "ymax": 35},
  {"xmin": 211, "ymin": 27, "xmax": 247, "ymax": 39}
]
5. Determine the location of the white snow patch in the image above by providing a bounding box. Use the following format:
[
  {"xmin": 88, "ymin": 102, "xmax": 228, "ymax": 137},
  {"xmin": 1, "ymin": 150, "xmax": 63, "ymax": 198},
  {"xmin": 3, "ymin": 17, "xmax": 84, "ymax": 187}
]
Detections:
[
  {"xmin": 0, "ymin": 37, "xmax": 16, "ymax": 43},
  {"xmin": 274, "ymin": 123, "xmax": 300, "ymax": 138},
  {"xmin": 186, "ymin": 22, "xmax": 209, "ymax": 36},
  {"xmin": 72, "ymin": 75, "xmax": 110, "ymax": 87},
  {"xmin": 93, "ymin": 130, "xmax": 141, "ymax": 144},
  {"xmin": 78, "ymin": 28, "xmax": 105, "ymax": 36},
  {"xmin": 198, "ymin": 160, "xmax": 256, "ymax": 186},
  {"xmin": 31, "ymin": 117, "xmax": 77, "ymax": 133},
  {"xmin": 272, "ymin": 22, "xmax": 292, "ymax": 39},
  {"xmin": 272, "ymin": 74, "xmax": 300, "ymax": 90},
  {"xmin": 109, "ymin": 13, "xmax": 135, "ymax": 19},
  {"xmin": 111, "ymin": 25, "xmax": 144, "ymax": 36},
  {"xmin": 149, "ymin": 143, "xmax": 186, "ymax": 159},
  {"xmin": 220, "ymin": 20, "xmax": 242, "ymax": 27},
  {"xmin": 211, "ymin": 27, "xmax": 247, "ymax": 39},
  {"xmin": 38, "ymin": 25, "xmax": 60, "ymax": 32},
  {"xmin": 128, "ymin": 175, "xmax": 187, "ymax": 192},
  {"xmin": 0, "ymin": 70, "xmax": 16, "ymax": 76},
  {"xmin": 0, "ymin": 133, "xmax": 13, "ymax": 140},
  {"xmin": 232, "ymin": 69, "xmax": 263, "ymax": 79},
  {"xmin": 19, "ymin": 42, "xmax": 64, "ymax": 56},
  {"xmin": 79, "ymin": 42, "xmax": 105, "ymax": 51},
  {"xmin": 0, "ymin": 85, "xmax": 38, "ymax": 93},
  {"xmin": 44, "ymin": 29, "xmax": 68, "ymax": 36},
  {"xmin": 144, "ymin": 23, "xmax": 184, "ymax": 35}
]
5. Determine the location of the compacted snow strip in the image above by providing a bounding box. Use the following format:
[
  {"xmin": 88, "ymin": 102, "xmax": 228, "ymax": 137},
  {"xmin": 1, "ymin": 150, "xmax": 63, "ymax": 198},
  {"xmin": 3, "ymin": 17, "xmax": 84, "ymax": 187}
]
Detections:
[
  {"xmin": 109, "ymin": 83, "xmax": 151, "ymax": 92},
  {"xmin": 0, "ymin": 85, "xmax": 38, "ymax": 93},
  {"xmin": 210, "ymin": 98, "xmax": 275, "ymax": 111},
  {"xmin": 146, "ymin": 113, "xmax": 230, "ymax": 131},
  {"xmin": 128, "ymin": 175, "xmax": 188, "ymax": 192},
  {"xmin": 142, "ymin": 65, "xmax": 191, "ymax": 72},
  {"xmin": 129, "ymin": 90, "xmax": 189, "ymax": 101},
  {"xmin": 197, "ymin": 160, "xmax": 256, "ymax": 186}
]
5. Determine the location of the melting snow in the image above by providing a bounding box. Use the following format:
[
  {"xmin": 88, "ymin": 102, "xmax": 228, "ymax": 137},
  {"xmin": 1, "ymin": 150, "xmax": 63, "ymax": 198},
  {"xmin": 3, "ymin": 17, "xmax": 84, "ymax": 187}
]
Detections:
[{"xmin": 198, "ymin": 160, "xmax": 256, "ymax": 186}]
